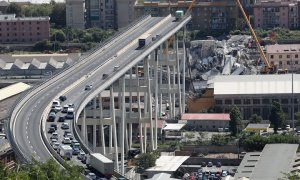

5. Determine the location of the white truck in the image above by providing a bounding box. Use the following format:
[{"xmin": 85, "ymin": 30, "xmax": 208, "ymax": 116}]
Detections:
[
  {"xmin": 87, "ymin": 153, "xmax": 114, "ymax": 176},
  {"xmin": 60, "ymin": 145, "xmax": 73, "ymax": 160},
  {"xmin": 138, "ymin": 33, "xmax": 151, "ymax": 48}
]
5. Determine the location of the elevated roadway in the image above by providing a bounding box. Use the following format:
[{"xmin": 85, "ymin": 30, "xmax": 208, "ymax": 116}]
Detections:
[{"xmin": 8, "ymin": 14, "xmax": 191, "ymax": 168}]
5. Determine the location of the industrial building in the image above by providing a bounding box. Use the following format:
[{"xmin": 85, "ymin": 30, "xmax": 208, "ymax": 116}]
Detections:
[
  {"xmin": 134, "ymin": 0, "xmax": 238, "ymax": 31},
  {"xmin": 235, "ymin": 144, "xmax": 299, "ymax": 179},
  {"xmin": 212, "ymin": 74, "xmax": 300, "ymax": 121},
  {"xmin": 0, "ymin": 14, "xmax": 50, "ymax": 43}
]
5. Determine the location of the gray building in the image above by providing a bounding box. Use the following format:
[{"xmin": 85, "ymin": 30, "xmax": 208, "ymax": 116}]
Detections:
[
  {"xmin": 235, "ymin": 144, "xmax": 299, "ymax": 179},
  {"xmin": 66, "ymin": 0, "xmax": 85, "ymax": 29},
  {"xmin": 212, "ymin": 74, "xmax": 300, "ymax": 121}
]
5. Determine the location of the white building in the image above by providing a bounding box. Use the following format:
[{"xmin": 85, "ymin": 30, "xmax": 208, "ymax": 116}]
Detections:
[{"xmin": 66, "ymin": 0, "xmax": 85, "ymax": 29}]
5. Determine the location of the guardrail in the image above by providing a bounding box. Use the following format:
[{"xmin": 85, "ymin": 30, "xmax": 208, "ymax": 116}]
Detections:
[{"xmin": 7, "ymin": 14, "xmax": 152, "ymax": 164}]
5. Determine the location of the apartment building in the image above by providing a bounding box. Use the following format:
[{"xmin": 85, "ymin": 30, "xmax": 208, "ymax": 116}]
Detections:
[
  {"xmin": 212, "ymin": 75, "xmax": 300, "ymax": 121},
  {"xmin": 0, "ymin": 14, "xmax": 50, "ymax": 44},
  {"xmin": 266, "ymin": 44, "xmax": 300, "ymax": 71},
  {"xmin": 116, "ymin": 0, "xmax": 135, "ymax": 29},
  {"xmin": 134, "ymin": 0, "xmax": 238, "ymax": 32},
  {"xmin": 253, "ymin": 0, "xmax": 299, "ymax": 29},
  {"xmin": 66, "ymin": 0, "xmax": 85, "ymax": 29}
]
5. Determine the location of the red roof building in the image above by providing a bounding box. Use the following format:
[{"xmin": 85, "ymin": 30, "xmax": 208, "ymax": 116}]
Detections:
[{"xmin": 181, "ymin": 113, "xmax": 230, "ymax": 132}]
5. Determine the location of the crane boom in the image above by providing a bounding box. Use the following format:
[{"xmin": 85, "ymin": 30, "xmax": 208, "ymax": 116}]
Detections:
[
  {"xmin": 187, "ymin": 0, "xmax": 196, "ymax": 14},
  {"xmin": 235, "ymin": 0, "xmax": 271, "ymax": 68}
]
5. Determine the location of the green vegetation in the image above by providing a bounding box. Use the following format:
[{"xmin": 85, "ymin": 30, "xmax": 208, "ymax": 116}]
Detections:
[
  {"xmin": 229, "ymin": 106, "xmax": 244, "ymax": 136},
  {"xmin": 134, "ymin": 151, "xmax": 160, "ymax": 171},
  {"xmin": 249, "ymin": 114, "xmax": 262, "ymax": 124},
  {"xmin": 240, "ymin": 133, "xmax": 299, "ymax": 151},
  {"xmin": 269, "ymin": 101, "xmax": 286, "ymax": 133},
  {"xmin": 0, "ymin": 158, "xmax": 83, "ymax": 179},
  {"xmin": 210, "ymin": 134, "xmax": 234, "ymax": 146}
]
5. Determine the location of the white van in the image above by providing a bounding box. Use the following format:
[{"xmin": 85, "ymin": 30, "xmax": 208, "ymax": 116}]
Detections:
[
  {"xmin": 52, "ymin": 100, "xmax": 60, "ymax": 106},
  {"xmin": 66, "ymin": 107, "xmax": 74, "ymax": 119}
]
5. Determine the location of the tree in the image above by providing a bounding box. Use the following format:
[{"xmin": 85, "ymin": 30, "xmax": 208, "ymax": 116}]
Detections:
[
  {"xmin": 6, "ymin": 3, "xmax": 22, "ymax": 17},
  {"xmin": 50, "ymin": 3, "xmax": 66, "ymax": 28},
  {"xmin": 134, "ymin": 152, "xmax": 159, "ymax": 170},
  {"xmin": 295, "ymin": 112, "xmax": 300, "ymax": 126},
  {"xmin": 51, "ymin": 30, "xmax": 66, "ymax": 42},
  {"xmin": 229, "ymin": 106, "xmax": 244, "ymax": 136},
  {"xmin": 269, "ymin": 101, "xmax": 286, "ymax": 134},
  {"xmin": 249, "ymin": 114, "xmax": 262, "ymax": 124},
  {"xmin": 33, "ymin": 40, "xmax": 52, "ymax": 51},
  {"xmin": 210, "ymin": 134, "xmax": 230, "ymax": 146}
]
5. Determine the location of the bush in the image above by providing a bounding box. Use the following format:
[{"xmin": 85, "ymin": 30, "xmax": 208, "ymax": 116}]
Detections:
[{"xmin": 33, "ymin": 40, "xmax": 52, "ymax": 51}]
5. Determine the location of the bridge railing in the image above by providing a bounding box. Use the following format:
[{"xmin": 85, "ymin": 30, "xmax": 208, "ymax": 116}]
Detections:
[{"xmin": 6, "ymin": 14, "xmax": 152, "ymax": 163}]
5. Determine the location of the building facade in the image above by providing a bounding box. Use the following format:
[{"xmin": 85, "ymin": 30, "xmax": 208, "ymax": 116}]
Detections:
[
  {"xmin": 66, "ymin": 0, "xmax": 85, "ymax": 29},
  {"xmin": 253, "ymin": 0, "xmax": 299, "ymax": 29},
  {"xmin": 134, "ymin": 0, "xmax": 238, "ymax": 32},
  {"xmin": 266, "ymin": 44, "xmax": 300, "ymax": 71},
  {"xmin": 212, "ymin": 75, "xmax": 300, "ymax": 122},
  {"xmin": 0, "ymin": 14, "xmax": 50, "ymax": 44},
  {"xmin": 115, "ymin": 0, "xmax": 135, "ymax": 29}
]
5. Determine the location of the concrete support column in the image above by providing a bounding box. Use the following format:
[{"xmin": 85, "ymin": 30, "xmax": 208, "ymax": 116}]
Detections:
[
  {"xmin": 182, "ymin": 26, "xmax": 186, "ymax": 113},
  {"xmin": 110, "ymin": 85, "xmax": 119, "ymax": 171},
  {"xmin": 146, "ymin": 57, "xmax": 154, "ymax": 151},
  {"xmin": 93, "ymin": 98, "xmax": 97, "ymax": 118},
  {"xmin": 144, "ymin": 122, "xmax": 147, "ymax": 153},
  {"xmin": 82, "ymin": 108, "xmax": 87, "ymax": 144},
  {"xmin": 99, "ymin": 93, "xmax": 105, "ymax": 155},
  {"xmin": 154, "ymin": 48, "xmax": 159, "ymax": 150},
  {"xmin": 173, "ymin": 65, "xmax": 176, "ymax": 118},
  {"xmin": 136, "ymin": 65, "xmax": 144, "ymax": 153},
  {"xmin": 175, "ymin": 33, "xmax": 182, "ymax": 115},
  {"xmin": 129, "ymin": 123, "xmax": 132, "ymax": 149},
  {"xmin": 93, "ymin": 124, "xmax": 97, "ymax": 151},
  {"xmin": 159, "ymin": 45, "xmax": 163, "ymax": 118},
  {"xmin": 166, "ymin": 41, "xmax": 172, "ymax": 118},
  {"xmin": 121, "ymin": 76, "xmax": 126, "ymax": 175},
  {"xmin": 109, "ymin": 125, "xmax": 113, "ymax": 153}
]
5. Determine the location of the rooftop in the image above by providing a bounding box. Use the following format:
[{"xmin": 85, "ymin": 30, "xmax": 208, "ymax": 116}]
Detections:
[
  {"xmin": 146, "ymin": 156, "xmax": 189, "ymax": 172},
  {"xmin": 235, "ymin": 144, "xmax": 299, "ymax": 180},
  {"xmin": 0, "ymin": 14, "xmax": 50, "ymax": 21},
  {"xmin": 181, "ymin": 113, "xmax": 230, "ymax": 121},
  {"xmin": 0, "ymin": 82, "xmax": 31, "ymax": 101},
  {"xmin": 245, "ymin": 124, "xmax": 270, "ymax": 129},
  {"xmin": 162, "ymin": 123, "xmax": 186, "ymax": 131},
  {"xmin": 212, "ymin": 74, "xmax": 300, "ymax": 95},
  {"xmin": 146, "ymin": 173, "xmax": 180, "ymax": 180},
  {"xmin": 266, "ymin": 44, "xmax": 300, "ymax": 54}
]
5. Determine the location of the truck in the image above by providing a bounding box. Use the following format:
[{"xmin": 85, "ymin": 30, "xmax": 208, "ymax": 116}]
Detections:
[
  {"xmin": 87, "ymin": 153, "xmax": 114, "ymax": 177},
  {"xmin": 138, "ymin": 33, "xmax": 151, "ymax": 48},
  {"xmin": 175, "ymin": 10, "xmax": 184, "ymax": 20},
  {"xmin": 60, "ymin": 145, "xmax": 73, "ymax": 160}
]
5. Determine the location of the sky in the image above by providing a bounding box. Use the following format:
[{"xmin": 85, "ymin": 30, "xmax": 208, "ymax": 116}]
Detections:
[{"xmin": 5, "ymin": 0, "xmax": 64, "ymax": 4}]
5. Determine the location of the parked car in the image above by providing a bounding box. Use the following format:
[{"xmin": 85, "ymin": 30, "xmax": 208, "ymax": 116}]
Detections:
[
  {"xmin": 48, "ymin": 127, "xmax": 56, "ymax": 133},
  {"xmin": 207, "ymin": 162, "xmax": 213, "ymax": 167},
  {"xmin": 50, "ymin": 124, "xmax": 57, "ymax": 130},
  {"xmin": 72, "ymin": 147, "xmax": 80, "ymax": 155},
  {"xmin": 59, "ymin": 95, "xmax": 67, "ymax": 101},
  {"xmin": 78, "ymin": 152, "xmax": 86, "ymax": 160},
  {"xmin": 62, "ymin": 105, "xmax": 69, "ymax": 113},
  {"xmin": 53, "ymin": 142, "xmax": 60, "ymax": 150},
  {"xmin": 87, "ymin": 173, "xmax": 96, "ymax": 180},
  {"xmin": 50, "ymin": 139, "xmax": 57, "ymax": 146},
  {"xmin": 63, "ymin": 137, "xmax": 71, "ymax": 144},
  {"xmin": 216, "ymin": 161, "xmax": 222, "ymax": 167},
  {"xmin": 50, "ymin": 133, "xmax": 58, "ymax": 140},
  {"xmin": 221, "ymin": 170, "xmax": 229, "ymax": 177},
  {"xmin": 48, "ymin": 112, "xmax": 56, "ymax": 122},
  {"xmin": 52, "ymin": 100, "xmax": 60, "ymax": 106},
  {"xmin": 201, "ymin": 162, "xmax": 207, "ymax": 167},
  {"xmin": 54, "ymin": 105, "xmax": 62, "ymax": 112},
  {"xmin": 71, "ymin": 140, "xmax": 79, "ymax": 147},
  {"xmin": 64, "ymin": 132, "xmax": 73, "ymax": 140},
  {"xmin": 61, "ymin": 123, "xmax": 69, "ymax": 129}
]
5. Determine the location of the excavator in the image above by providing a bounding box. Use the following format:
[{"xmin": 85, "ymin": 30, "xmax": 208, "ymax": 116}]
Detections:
[{"xmin": 184, "ymin": 0, "xmax": 275, "ymax": 73}]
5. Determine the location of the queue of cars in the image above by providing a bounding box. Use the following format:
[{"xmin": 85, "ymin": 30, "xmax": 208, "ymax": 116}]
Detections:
[{"xmin": 47, "ymin": 97, "xmax": 86, "ymax": 162}]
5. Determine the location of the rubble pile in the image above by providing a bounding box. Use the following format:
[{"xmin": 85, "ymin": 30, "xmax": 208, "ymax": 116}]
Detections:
[{"xmin": 188, "ymin": 35, "xmax": 260, "ymax": 80}]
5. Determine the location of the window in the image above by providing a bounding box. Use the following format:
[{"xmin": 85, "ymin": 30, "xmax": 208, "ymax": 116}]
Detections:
[
  {"xmin": 287, "ymin": 61, "xmax": 290, "ymax": 65},
  {"xmin": 215, "ymin": 100, "xmax": 222, "ymax": 105},
  {"xmin": 281, "ymin": 98, "xmax": 289, "ymax": 104},
  {"xmin": 279, "ymin": 61, "xmax": 282, "ymax": 65},
  {"xmin": 244, "ymin": 99, "xmax": 251, "ymax": 104},
  {"xmin": 287, "ymin": 55, "xmax": 290, "ymax": 58},
  {"xmin": 234, "ymin": 99, "xmax": 241, "ymax": 104},
  {"xmin": 279, "ymin": 55, "xmax": 282, "ymax": 58},
  {"xmin": 270, "ymin": 55, "xmax": 274, "ymax": 59},
  {"xmin": 253, "ymin": 99, "xmax": 260, "ymax": 104},
  {"xmin": 253, "ymin": 108, "xmax": 260, "ymax": 115},
  {"xmin": 262, "ymin": 99, "xmax": 270, "ymax": 104},
  {"xmin": 295, "ymin": 54, "xmax": 298, "ymax": 58},
  {"xmin": 225, "ymin": 99, "xmax": 232, "ymax": 105},
  {"xmin": 296, "ymin": 61, "xmax": 298, "ymax": 64}
]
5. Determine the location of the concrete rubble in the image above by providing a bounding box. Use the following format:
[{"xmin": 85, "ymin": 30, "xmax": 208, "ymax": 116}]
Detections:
[{"xmin": 188, "ymin": 35, "xmax": 259, "ymax": 81}]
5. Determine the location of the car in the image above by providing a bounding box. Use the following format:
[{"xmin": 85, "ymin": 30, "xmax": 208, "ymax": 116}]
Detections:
[
  {"xmin": 48, "ymin": 112, "xmax": 56, "ymax": 122},
  {"xmin": 201, "ymin": 162, "xmax": 207, "ymax": 167},
  {"xmin": 50, "ymin": 138, "xmax": 58, "ymax": 146},
  {"xmin": 62, "ymin": 105, "xmax": 69, "ymax": 113},
  {"xmin": 64, "ymin": 133, "xmax": 73, "ymax": 140},
  {"xmin": 63, "ymin": 137, "xmax": 71, "ymax": 144},
  {"xmin": 64, "ymin": 130, "xmax": 71, "ymax": 136},
  {"xmin": 85, "ymin": 85, "xmax": 93, "ymax": 90},
  {"xmin": 48, "ymin": 127, "xmax": 56, "ymax": 133},
  {"xmin": 102, "ymin": 74, "xmax": 108, "ymax": 79},
  {"xmin": 286, "ymin": 125, "xmax": 291, "ymax": 130},
  {"xmin": 78, "ymin": 152, "xmax": 86, "ymax": 160},
  {"xmin": 207, "ymin": 162, "xmax": 213, "ymax": 167},
  {"xmin": 52, "ymin": 100, "xmax": 60, "ymax": 106},
  {"xmin": 204, "ymin": 170, "xmax": 210, "ymax": 176},
  {"xmin": 221, "ymin": 170, "xmax": 229, "ymax": 177},
  {"xmin": 72, "ymin": 147, "xmax": 80, "ymax": 155},
  {"xmin": 52, "ymin": 142, "xmax": 60, "ymax": 150},
  {"xmin": 59, "ymin": 95, "xmax": 67, "ymax": 101},
  {"xmin": 58, "ymin": 115, "xmax": 65, "ymax": 122},
  {"xmin": 61, "ymin": 123, "xmax": 69, "ymax": 129},
  {"xmin": 87, "ymin": 173, "xmax": 96, "ymax": 180},
  {"xmin": 297, "ymin": 130, "xmax": 300, "ymax": 136},
  {"xmin": 54, "ymin": 105, "xmax": 62, "ymax": 112},
  {"xmin": 50, "ymin": 133, "xmax": 58, "ymax": 140},
  {"xmin": 68, "ymin": 103, "xmax": 75, "ymax": 108},
  {"xmin": 73, "ymin": 142, "xmax": 81, "ymax": 150},
  {"xmin": 216, "ymin": 161, "xmax": 222, "ymax": 167},
  {"xmin": 113, "ymin": 66, "xmax": 119, "ymax": 72},
  {"xmin": 71, "ymin": 140, "xmax": 79, "ymax": 147},
  {"xmin": 50, "ymin": 124, "xmax": 57, "ymax": 130}
]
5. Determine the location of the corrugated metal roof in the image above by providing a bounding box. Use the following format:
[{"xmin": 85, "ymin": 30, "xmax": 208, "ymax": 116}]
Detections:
[
  {"xmin": 245, "ymin": 124, "xmax": 270, "ymax": 129},
  {"xmin": 162, "ymin": 123, "xmax": 186, "ymax": 131},
  {"xmin": 213, "ymin": 74, "xmax": 300, "ymax": 95},
  {"xmin": 181, "ymin": 113, "xmax": 230, "ymax": 121},
  {"xmin": 146, "ymin": 156, "xmax": 189, "ymax": 172},
  {"xmin": 0, "ymin": 82, "xmax": 31, "ymax": 101}
]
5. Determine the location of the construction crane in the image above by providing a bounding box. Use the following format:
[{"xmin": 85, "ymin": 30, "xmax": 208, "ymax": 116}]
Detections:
[{"xmin": 235, "ymin": 0, "xmax": 275, "ymax": 73}]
